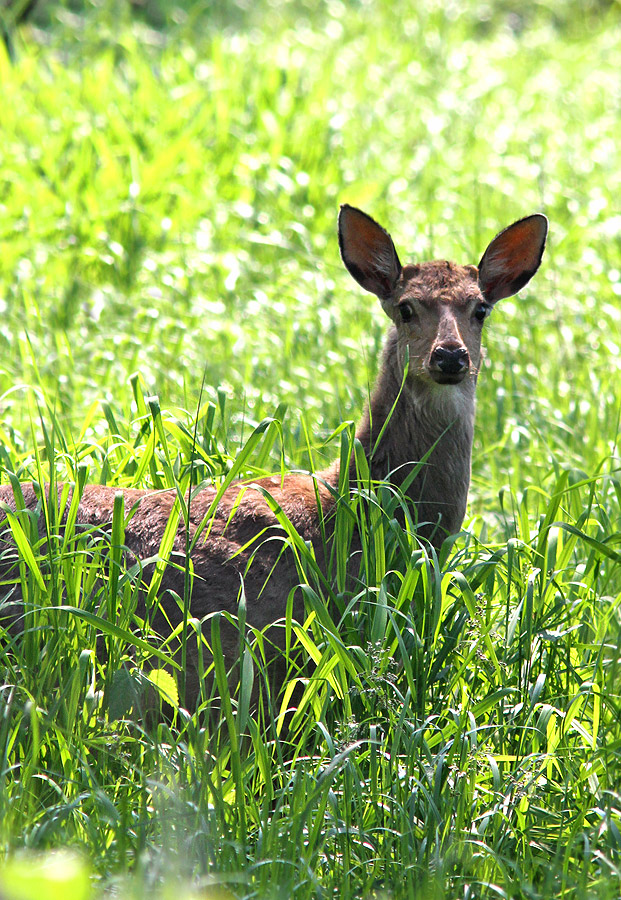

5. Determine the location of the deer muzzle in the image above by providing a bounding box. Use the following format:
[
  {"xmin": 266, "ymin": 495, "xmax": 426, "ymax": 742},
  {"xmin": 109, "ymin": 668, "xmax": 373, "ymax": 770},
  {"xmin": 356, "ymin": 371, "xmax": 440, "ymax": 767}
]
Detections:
[{"xmin": 428, "ymin": 345, "xmax": 470, "ymax": 384}]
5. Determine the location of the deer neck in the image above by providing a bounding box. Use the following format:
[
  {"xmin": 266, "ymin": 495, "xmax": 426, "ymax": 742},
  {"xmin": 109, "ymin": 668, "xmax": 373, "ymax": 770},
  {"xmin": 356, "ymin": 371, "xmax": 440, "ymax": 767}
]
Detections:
[{"xmin": 350, "ymin": 327, "xmax": 477, "ymax": 540}]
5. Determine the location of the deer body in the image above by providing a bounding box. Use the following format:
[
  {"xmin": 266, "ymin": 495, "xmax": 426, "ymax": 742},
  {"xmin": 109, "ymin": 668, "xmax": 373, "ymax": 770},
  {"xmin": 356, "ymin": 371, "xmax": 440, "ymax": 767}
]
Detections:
[{"xmin": 0, "ymin": 205, "xmax": 548, "ymax": 708}]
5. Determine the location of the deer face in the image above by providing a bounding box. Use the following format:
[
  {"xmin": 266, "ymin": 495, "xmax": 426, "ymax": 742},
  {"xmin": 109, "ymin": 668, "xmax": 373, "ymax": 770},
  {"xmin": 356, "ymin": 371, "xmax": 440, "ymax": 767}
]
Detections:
[
  {"xmin": 392, "ymin": 261, "xmax": 487, "ymax": 387},
  {"xmin": 338, "ymin": 204, "xmax": 548, "ymax": 390}
]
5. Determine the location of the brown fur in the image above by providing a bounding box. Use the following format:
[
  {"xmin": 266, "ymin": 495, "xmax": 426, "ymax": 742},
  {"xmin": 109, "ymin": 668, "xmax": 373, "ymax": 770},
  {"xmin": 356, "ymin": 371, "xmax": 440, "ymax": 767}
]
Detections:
[{"xmin": 0, "ymin": 205, "xmax": 548, "ymax": 709}]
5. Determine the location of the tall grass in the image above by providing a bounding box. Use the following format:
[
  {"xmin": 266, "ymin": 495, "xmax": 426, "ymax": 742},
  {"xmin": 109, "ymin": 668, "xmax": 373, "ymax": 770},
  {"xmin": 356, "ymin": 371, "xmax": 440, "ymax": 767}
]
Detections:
[{"xmin": 0, "ymin": 1, "xmax": 620, "ymax": 898}]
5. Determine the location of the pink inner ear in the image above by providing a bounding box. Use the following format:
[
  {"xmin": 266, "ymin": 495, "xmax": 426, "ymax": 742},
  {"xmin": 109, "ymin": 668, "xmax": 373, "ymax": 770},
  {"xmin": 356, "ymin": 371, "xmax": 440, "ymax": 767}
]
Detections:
[
  {"xmin": 493, "ymin": 217, "xmax": 547, "ymax": 271},
  {"xmin": 341, "ymin": 208, "xmax": 388, "ymax": 267},
  {"xmin": 339, "ymin": 205, "xmax": 402, "ymax": 299},
  {"xmin": 478, "ymin": 214, "xmax": 547, "ymax": 303}
]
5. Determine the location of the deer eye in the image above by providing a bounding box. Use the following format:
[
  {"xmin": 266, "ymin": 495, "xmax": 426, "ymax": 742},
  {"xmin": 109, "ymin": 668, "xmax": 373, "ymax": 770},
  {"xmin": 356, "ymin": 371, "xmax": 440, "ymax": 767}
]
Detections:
[
  {"xmin": 398, "ymin": 301, "xmax": 415, "ymax": 323},
  {"xmin": 473, "ymin": 302, "xmax": 490, "ymax": 323}
]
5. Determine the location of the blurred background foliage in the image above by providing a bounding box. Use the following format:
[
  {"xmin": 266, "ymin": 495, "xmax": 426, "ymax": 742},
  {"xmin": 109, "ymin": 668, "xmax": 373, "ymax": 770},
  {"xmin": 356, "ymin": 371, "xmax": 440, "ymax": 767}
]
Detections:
[{"xmin": 1, "ymin": 0, "xmax": 620, "ymax": 508}]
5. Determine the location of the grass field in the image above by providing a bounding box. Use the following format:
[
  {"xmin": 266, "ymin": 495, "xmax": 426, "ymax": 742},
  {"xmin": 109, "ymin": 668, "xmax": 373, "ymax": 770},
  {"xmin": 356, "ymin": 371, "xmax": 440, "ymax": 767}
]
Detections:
[{"xmin": 0, "ymin": 1, "xmax": 620, "ymax": 898}]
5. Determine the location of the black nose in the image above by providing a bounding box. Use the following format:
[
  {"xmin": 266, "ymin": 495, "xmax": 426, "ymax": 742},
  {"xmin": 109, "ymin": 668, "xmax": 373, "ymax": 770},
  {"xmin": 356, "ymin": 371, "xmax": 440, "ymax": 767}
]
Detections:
[{"xmin": 430, "ymin": 346, "xmax": 469, "ymax": 375}]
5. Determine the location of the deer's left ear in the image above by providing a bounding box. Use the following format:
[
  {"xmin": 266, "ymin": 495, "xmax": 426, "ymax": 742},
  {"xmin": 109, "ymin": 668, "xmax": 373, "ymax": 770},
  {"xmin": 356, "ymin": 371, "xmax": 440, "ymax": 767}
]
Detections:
[{"xmin": 478, "ymin": 214, "xmax": 548, "ymax": 303}]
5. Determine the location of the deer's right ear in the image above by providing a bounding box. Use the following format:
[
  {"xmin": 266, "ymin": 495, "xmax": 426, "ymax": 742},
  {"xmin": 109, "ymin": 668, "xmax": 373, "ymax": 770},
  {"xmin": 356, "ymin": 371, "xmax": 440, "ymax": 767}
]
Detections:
[{"xmin": 338, "ymin": 205, "xmax": 402, "ymax": 301}]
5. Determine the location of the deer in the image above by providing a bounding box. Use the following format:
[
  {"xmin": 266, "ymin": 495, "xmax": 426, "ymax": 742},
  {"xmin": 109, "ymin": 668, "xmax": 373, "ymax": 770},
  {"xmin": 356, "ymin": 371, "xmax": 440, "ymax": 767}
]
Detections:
[{"xmin": 0, "ymin": 205, "xmax": 548, "ymax": 711}]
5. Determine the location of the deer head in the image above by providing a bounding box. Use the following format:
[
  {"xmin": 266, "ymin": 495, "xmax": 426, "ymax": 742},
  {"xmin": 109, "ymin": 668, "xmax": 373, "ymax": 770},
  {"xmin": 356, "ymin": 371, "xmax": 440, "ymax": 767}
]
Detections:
[{"xmin": 338, "ymin": 205, "xmax": 548, "ymax": 391}]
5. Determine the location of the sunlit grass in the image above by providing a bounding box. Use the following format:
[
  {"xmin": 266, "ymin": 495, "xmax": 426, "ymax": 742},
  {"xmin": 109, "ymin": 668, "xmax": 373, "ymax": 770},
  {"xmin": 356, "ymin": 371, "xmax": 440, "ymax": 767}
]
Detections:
[{"xmin": 0, "ymin": 1, "xmax": 620, "ymax": 898}]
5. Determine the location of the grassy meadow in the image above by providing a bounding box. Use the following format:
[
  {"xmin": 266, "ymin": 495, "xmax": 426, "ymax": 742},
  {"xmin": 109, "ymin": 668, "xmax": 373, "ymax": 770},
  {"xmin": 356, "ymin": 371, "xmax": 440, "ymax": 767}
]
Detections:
[{"xmin": 0, "ymin": 0, "xmax": 620, "ymax": 897}]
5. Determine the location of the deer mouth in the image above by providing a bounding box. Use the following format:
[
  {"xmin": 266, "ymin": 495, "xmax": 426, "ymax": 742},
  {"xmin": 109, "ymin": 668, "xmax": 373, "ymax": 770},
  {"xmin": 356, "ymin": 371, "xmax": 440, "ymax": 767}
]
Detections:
[{"xmin": 428, "ymin": 369, "xmax": 469, "ymax": 385}]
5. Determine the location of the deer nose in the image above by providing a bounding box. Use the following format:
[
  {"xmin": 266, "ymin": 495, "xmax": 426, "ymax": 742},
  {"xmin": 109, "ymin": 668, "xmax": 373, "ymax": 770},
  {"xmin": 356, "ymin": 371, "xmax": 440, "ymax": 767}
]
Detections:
[{"xmin": 430, "ymin": 345, "xmax": 470, "ymax": 376}]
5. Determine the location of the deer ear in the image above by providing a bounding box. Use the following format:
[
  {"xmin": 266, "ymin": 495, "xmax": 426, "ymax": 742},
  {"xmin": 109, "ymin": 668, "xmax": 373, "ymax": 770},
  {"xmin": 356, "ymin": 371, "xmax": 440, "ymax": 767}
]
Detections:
[
  {"xmin": 338, "ymin": 204, "xmax": 402, "ymax": 300},
  {"xmin": 478, "ymin": 214, "xmax": 548, "ymax": 303}
]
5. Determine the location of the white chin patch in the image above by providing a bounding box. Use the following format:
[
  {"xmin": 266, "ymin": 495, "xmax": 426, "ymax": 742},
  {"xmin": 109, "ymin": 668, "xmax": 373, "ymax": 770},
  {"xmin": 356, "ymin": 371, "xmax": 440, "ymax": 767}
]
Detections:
[{"xmin": 414, "ymin": 378, "xmax": 473, "ymax": 422}]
